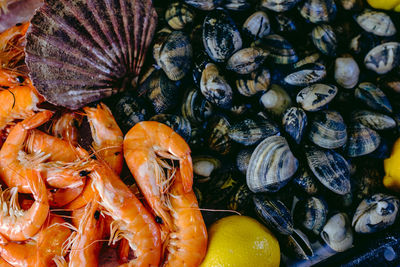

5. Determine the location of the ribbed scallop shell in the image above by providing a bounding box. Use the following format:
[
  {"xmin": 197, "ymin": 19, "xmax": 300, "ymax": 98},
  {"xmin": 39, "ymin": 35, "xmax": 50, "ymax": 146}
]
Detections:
[{"xmin": 25, "ymin": 0, "xmax": 157, "ymax": 110}]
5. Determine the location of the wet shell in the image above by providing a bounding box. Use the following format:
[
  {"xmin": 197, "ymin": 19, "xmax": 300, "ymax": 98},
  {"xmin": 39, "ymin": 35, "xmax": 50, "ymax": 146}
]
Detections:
[
  {"xmin": 203, "ymin": 9, "xmax": 242, "ymax": 62},
  {"xmin": 181, "ymin": 88, "xmax": 213, "ymax": 125},
  {"xmin": 253, "ymin": 34, "xmax": 297, "ymax": 64},
  {"xmin": 364, "ymin": 42, "xmax": 400, "ymax": 75},
  {"xmin": 292, "ymin": 168, "xmax": 319, "ymax": 195},
  {"xmin": 282, "ymin": 107, "xmax": 308, "ymax": 144},
  {"xmin": 165, "ymin": 2, "xmax": 195, "ymax": 30},
  {"xmin": 273, "ymin": 13, "xmax": 297, "ymax": 34},
  {"xmin": 236, "ymin": 67, "xmax": 270, "ymax": 97},
  {"xmin": 284, "ymin": 63, "xmax": 326, "ymax": 86},
  {"xmin": 355, "ymin": 82, "xmax": 392, "ymax": 113},
  {"xmin": 305, "ymin": 146, "xmax": 351, "ymax": 195},
  {"xmin": 340, "ymin": 0, "xmax": 363, "ymax": 11},
  {"xmin": 228, "ymin": 183, "xmax": 253, "ymax": 214},
  {"xmin": 192, "ymin": 51, "xmax": 213, "ymax": 87},
  {"xmin": 236, "ymin": 148, "xmax": 253, "ymax": 175},
  {"xmin": 334, "ymin": 55, "xmax": 360, "ymax": 89},
  {"xmin": 296, "ymin": 84, "xmax": 338, "ymax": 112},
  {"xmin": 356, "ymin": 10, "xmax": 396, "ymax": 37},
  {"xmin": 294, "ymin": 196, "xmax": 328, "ymax": 235},
  {"xmin": 193, "ymin": 155, "xmax": 221, "ymax": 182},
  {"xmin": 300, "ymin": 0, "xmax": 337, "ymax": 24},
  {"xmin": 352, "ymin": 194, "xmax": 399, "ymax": 233},
  {"xmin": 226, "ymin": 47, "xmax": 268, "ymax": 75},
  {"xmin": 311, "ymin": 24, "xmax": 337, "ymax": 57},
  {"xmin": 308, "ymin": 110, "xmax": 347, "ymax": 149},
  {"xmin": 253, "ymin": 194, "xmax": 294, "ymax": 235},
  {"xmin": 114, "ymin": 95, "xmax": 150, "ymax": 133},
  {"xmin": 247, "ymin": 135, "xmax": 299, "ymax": 193},
  {"xmin": 351, "ymin": 110, "xmax": 396, "ymax": 131},
  {"xmin": 206, "ymin": 115, "xmax": 232, "ymax": 155},
  {"xmin": 321, "ymin": 213, "xmax": 353, "ymax": 252},
  {"xmin": 283, "ymin": 229, "xmax": 314, "ymax": 260},
  {"xmin": 346, "ymin": 123, "xmax": 381, "ymax": 157},
  {"xmin": 150, "ymin": 114, "xmax": 191, "ymax": 142},
  {"xmin": 242, "ymin": 11, "xmax": 270, "ymax": 39},
  {"xmin": 153, "ymin": 28, "xmax": 173, "ymax": 67},
  {"xmin": 260, "ymin": 0, "xmax": 300, "ymax": 12},
  {"xmin": 158, "ymin": 31, "xmax": 192, "ymax": 81},
  {"xmin": 184, "ymin": 0, "xmax": 220, "ymax": 10},
  {"xmin": 224, "ymin": 0, "xmax": 251, "ymax": 10},
  {"xmin": 200, "ymin": 63, "xmax": 233, "ymax": 109},
  {"xmin": 260, "ymin": 84, "xmax": 292, "ymax": 118},
  {"xmin": 204, "ymin": 171, "xmax": 240, "ymax": 207},
  {"xmin": 228, "ymin": 116, "xmax": 280, "ymax": 146},
  {"xmin": 25, "ymin": 0, "xmax": 157, "ymax": 110}
]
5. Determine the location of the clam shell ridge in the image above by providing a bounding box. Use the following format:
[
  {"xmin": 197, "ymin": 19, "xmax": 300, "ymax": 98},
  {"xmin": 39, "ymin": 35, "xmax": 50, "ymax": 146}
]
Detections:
[{"xmin": 25, "ymin": 0, "xmax": 157, "ymax": 110}]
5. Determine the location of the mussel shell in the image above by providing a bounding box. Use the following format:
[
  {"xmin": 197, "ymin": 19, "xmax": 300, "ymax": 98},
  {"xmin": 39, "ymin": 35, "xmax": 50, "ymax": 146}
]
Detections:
[
  {"xmin": 355, "ymin": 82, "xmax": 392, "ymax": 113},
  {"xmin": 165, "ymin": 2, "xmax": 195, "ymax": 30},
  {"xmin": 364, "ymin": 42, "xmax": 400, "ymax": 75},
  {"xmin": 149, "ymin": 114, "xmax": 191, "ymax": 142},
  {"xmin": 294, "ymin": 196, "xmax": 328, "ymax": 235},
  {"xmin": 228, "ymin": 116, "xmax": 280, "ymax": 146},
  {"xmin": 352, "ymin": 193, "xmax": 399, "ymax": 233},
  {"xmin": 236, "ymin": 148, "xmax": 254, "ymax": 175},
  {"xmin": 282, "ymin": 107, "xmax": 308, "ymax": 144},
  {"xmin": 114, "ymin": 95, "xmax": 150, "ymax": 133},
  {"xmin": 308, "ymin": 110, "xmax": 347, "ymax": 149},
  {"xmin": 305, "ymin": 146, "xmax": 351, "ymax": 195},
  {"xmin": 260, "ymin": 84, "xmax": 292, "ymax": 118},
  {"xmin": 296, "ymin": 83, "xmax": 338, "ymax": 112},
  {"xmin": 311, "ymin": 24, "xmax": 337, "ymax": 57},
  {"xmin": 159, "ymin": 31, "xmax": 192, "ymax": 81},
  {"xmin": 236, "ymin": 67, "xmax": 270, "ymax": 97},
  {"xmin": 206, "ymin": 115, "xmax": 232, "ymax": 155},
  {"xmin": 260, "ymin": 0, "xmax": 300, "ymax": 12},
  {"xmin": 253, "ymin": 194, "xmax": 294, "ymax": 235},
  {"xmin": 242, "ymin": 11, "xmax": 271, "ymax": 39},
  {"xmin": 345, "ymin": 123, "xmax": 381, "ymax": 157},
  {"xmin": 321, "ymin": 213, "xmax": 353, "ymax": 252},
  {"xmin": 203, "ymin": 9, "xmax": 242, "ymax": 62},
  {"xmin": 253, "ymin": 34, "xmax": 298, "ymax": 64},
  {"xmin": 228, "ymin": 183, "xmax": 253, "ymax": 214},
  {"xmin": 247, "ymin": 135, "xmax": 299, "ymax": 193},
  {"xmin": 351, "ymin": 110, "xmax": 396, "ymax": 131},
  {"xmin": 283, "ymin": 229, "xmax": 314, "ymax": 260},
  {"xmin": 292, "ymin": 168, "xmax": 319, "ymax": 195},
  {"xmin": 356, "ymin": 10, "xmax": 396, "ymax": 37},
  {"xmin": 334, "ymin": 55, "xmax": 360, "ymax": 89},
  {"xmin": 200, "ymin": 63, "xmax": 233, "ymax": 109},
  {"xmin": 193, "ymin": 155, "xmax": 222, "ymax": 182},
  {"xmin": 284, "ymin": 63, "xmax": 326, "ymax": 86},
  {"xmin": 184, "ymin": 0, "xmax": 220, "ymax": 10},
  {"xmin": 226, "ymin": 47, "xmax": 268, "ymax": 75},
  {"xmin": 299, "ymin": 0, "xmax": 337, "ymax": 24}
]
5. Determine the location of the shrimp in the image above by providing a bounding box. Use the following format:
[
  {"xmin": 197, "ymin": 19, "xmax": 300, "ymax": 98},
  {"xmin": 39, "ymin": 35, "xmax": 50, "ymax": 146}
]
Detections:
[
  {"xmin": 123, "ymin": 121, "xmax": 193, "ymax": 239},
  {"xmin": 52, "ymin": 112, "xmax": 82, "ymax": 146},
  {"xmin": 49, "ymin": 183, "xmax": 85, "ymax": 208},
  {"xmin": 90, "ymin": 163, "xmax": 162, "ymax": 267},
  {"xmin": 0, "ymin": 169, "xmax": 49, "ymax": 241},
  {"xmin": 0, "ymin": 257, "xmax": 13, "ymax": 267},
  {"xmin": 64, "ymin": 178, "xmax": 96, "ymax": 210},
  {"xmin": 84, "ymin": 103, "xmax": 123, "ymax": 175},
  {"xmin": 0, "ymin": 22, "xmax": 29, "ymax": 69}
]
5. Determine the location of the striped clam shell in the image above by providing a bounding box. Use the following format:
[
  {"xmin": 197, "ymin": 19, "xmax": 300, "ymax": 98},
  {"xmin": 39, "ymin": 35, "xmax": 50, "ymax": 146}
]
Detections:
[
  {"xmin": 236, "ymin": 67, "xmax": 270, "ymax": 97},
  {"xmin": 284, "ymin": 63, "xmax": 326, "ymax": 86},
  {"xmin": 150, "ymin": 114, "xmax": 192, "ymax": 142},
  {"xmin": 184, "ymin": 0, "xmax": 220, "ymax": 10},
  {"xmin": 165, "ymin": 2, "xmax": 195, "ymax": 30},
  {"xmin": 300, "ymin": 0, "xmax": 337, "ymax": 24},
  {"xmin": 356, "ymin": 10, "xmax": 396, "ymax": 37},
  {"xmin": 247, "ymin": 135, "xmax": 299, "ymax": 193},
  {"xmin": 206, "ymin": 114, "xmax": 232, "ymax": 155},
  {"xmin": 294, "ymin": 196, "xmax": 328, "ymax": 235},
  {"xmin": 228, "ymin": 184, "xmax": 253, "ymax": 214},
  {"xmin": 253, "ymin": 34, "xmax": 298, "ymax": 64},
  {"xmin": 311, "ymin": 24, "xmax": 337, "ymax": 57},
  {"xmin": 282, "ymin": 107, "xmax": 308, "ymax": 144},
  {"xmin": 226, "ymin": 47, "xmax": 269, "ymax": 75},
  {"xmin": 296, "ymin": 84, "xmax": 338, "ymax": 112},
  {"xmin": 181, "ymin": 88, "xmax": 213, "ymax": 125},
  {"xmin": 236, "ymin": 148, "xmax": 254, "ymax": 175},
  {"xmin": 292, "ymin": 168, "xmax": 319, "ymax": 195},
  {"xmin": 283, "ymin": 229, "xmax": 314, "ymax": 260},
  {"xmin": 224, "ymin": 0, "xmax": 251, "ymax": 11},
  {"xmin": 351, "ymin": 110, "xmax": 396, "ymax": 131},
  {"xmin": 364, "ymin": 42, "xmax": 400, "ymax": 75},
  {"xmin": 345, "ymin": 123, "xmax": 381, "ymax": 158},
  {"xmin": 260, "ymin": 0, "xmax": 301, "ymax": 12},
  {"xmin": 242, "ymin": 11, "xmax": 271, "ymax": 39},
  {"xmin": 355, "ymin": 82, "xmax": 392, "ymax": 113}
]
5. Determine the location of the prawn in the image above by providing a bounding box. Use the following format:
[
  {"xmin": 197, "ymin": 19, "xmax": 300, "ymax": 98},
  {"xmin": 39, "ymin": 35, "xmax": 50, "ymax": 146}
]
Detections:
[
  {"xmin": 49, "ymin": 183, "xmax": 85, "ymax": 208},
  {"xmin": 51, "ymin": 112, "xmax": 82, "ymax": 146},
  {"xmin": 84, "ymin": 103, "xmax": 123, "ymax": 175},
  {"xmin": 64, "ymin": 178, "xmax": 96, "ymax": 210},
  {"xmin": 0, "ymin": 22, "xmax": 29, "ymax": 70},
  {"xmin": 90, "ymin": 163, "xmax": 162, "ymax": 267}
]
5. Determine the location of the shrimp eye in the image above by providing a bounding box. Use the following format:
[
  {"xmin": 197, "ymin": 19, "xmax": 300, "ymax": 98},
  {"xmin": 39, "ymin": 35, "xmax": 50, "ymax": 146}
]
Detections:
[
  {"xmin": 155, "ymin": 216, "xmax": 163, "ymax": 224},
  {"xmin": 114, "ymin": 152, "xmax": 120, "ymax": 156},
  {"xmin": 91, "ymin": 155, "xmax": 97, "ymax": 160},
  {"xmin": 16, "ymin": 23, "xmax": 22, "ymax": 26},
  {"xmin": 94, "ymin": 210, "xmax": 100, "ymax": 220},
  {"xmin": 72, "ymin": 119, "xmax": 80, "ymax": 128},
  {"xmin": 50, "ymin": 188, "xmax": 58, "ymax": 193},
  {"xmin": 79, "ymin": 170, "xmax": 91, "ymax": 177},
  {"xmin": 16, "ymin": 76, "xmax": 25, "ymax": 83}
]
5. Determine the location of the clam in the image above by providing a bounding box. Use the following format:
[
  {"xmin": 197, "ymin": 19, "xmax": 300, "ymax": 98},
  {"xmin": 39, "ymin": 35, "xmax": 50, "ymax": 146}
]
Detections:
[
  {"xmin": 226, "ymin": 47, "xmax": 269, "ymax": 75},
  {"xmin": 282, "ymin": 107, "xmax": 308, "ymax": 144},
  {"xmin": 253, "ymin": 34, "xmax": 297, "ymax": 64},
  {"xmin": 273, "ymin": 13, "xmax": 297, "ymax": 34},
  {"xmin": 224, "ymin": 0, "xmax": 251, "ymax": 10},
  {"xmin": 283, "ymin": 229, "xmax": 314, "ymax": 260},
  {"xmin": 204, "ymin": 170, "xmax": 240, "ymax": 206},
  {"xmin": 352, "ymin": 194, "xmax": 399, "ymax": 233},
  {"xmin": 355, "ymin": 82, "xmax": 392, "ymax": 113},
  {"xmin": 247, "ymin": 136, "xmax": 299, "ymax": 193},
  {"xmin": 150, "ymin": 114, "xmax": 191, "ymax": 142},
  {"xmin": 260, "ymin": 0, "xmax": 300, "ymax": 12},
  {"xmin": 206, "ymin": 115, "xmax": 232, "ymax": 155},
  {"xmin": 305, "ymin": 146, "xmax": 351, "ymax": 195},
  {"xmin": 311, "ymin": 24, "xmax": 337, "ymax": 57},
  {"xmin": 260, "ymin": 84, "xmax": 292, "ymax": 118},
  {"xmin": 193, "ymin": 51, "xmax": 213, "ymax": 87},
  {"xmin": 228, "ymin": 183, "xmax": 253, "ymax": 214},
  {"xmin": 334, "ymin": 55, "xmax": 360, "ymax": 89},
  {"xmin": 192, "ymin": 155, "xmax": 221, "ymax": 182},
  {"xmin": 200, "ymin": 63, "xmax": 233, "ymax": 109},
  {"xmin": 300, "ymin": 0, "xmax": 337, "ymax": 24},
  {"xmin": 181, "ymin": 88, "xmax": 213, "ymax": 125},
  {"xmin": 184, "ymin": 0, "xmax": 220, "ymax": 10},
  {"xmin": 228, "ymin": 116, "xmax": 280, "ymax": 146},
  {"xmin": 236, "ymin": 148, "xmax": 254, "ymax": 175},
  {"xmin": 340, "ymin": 0, "xmax": 363, "ymax": 11},
  {"xmin": 321, "ymin": 213, "xmax": 353, "ymax": 252},
  {"xmin": 236, "ymin": 67, "xmax": 270, "ymax": 97},
  {"xmin": 25, "ymin": 0, "xmax": 157, "ymax": 109},
  {"xmin": 203, "ymin": 9, "xmax": 242, "ymax": 62},
  {"xmin": 364, "ymin": 42, "xmax": 400, "ymax": 75},
  {"xmin": 153, "ymin": 28, "xmax": 173, "ymax": 67},
  {"xmin": 346, "ymin": 123, "xmax": 381, "ymax": 157},
  {"xmin": 352, "ymin": 110, "xmax": 396, "ymax": 131},
  {"xmin": 284, "ymin": 63, "xmax": 326, "ymax": 86},
  {"xmin": 356, "ymin": 10, "xmax": 396, "ymax": 37},
  {"xmin": 294, "ymin": 196, "xmax": 328, "ymax": 235},
  {"xmin": 308, "ymin": 110, "xmax": 347, "ymax": 149},
  {"xmin": 292, "ymin": 168, "xmax": 319, "ymax": 195},
  {"xmin": 253, "ymin": 194, "xmax": 294, "ymax": 235},
  {"xmin": 165, "ymin": 2, "xmax": 195, "ymax": 30},
  {"xmin": 242, "ymin": 11, "xmax": 270, "ymax": 39},
  {"xmin": 114, "ymin": 95, "xmax": 150, "ymax": 133},
  {"xmin": 296, "ymin": 84, "xmax": 338, "ymax": 112}
]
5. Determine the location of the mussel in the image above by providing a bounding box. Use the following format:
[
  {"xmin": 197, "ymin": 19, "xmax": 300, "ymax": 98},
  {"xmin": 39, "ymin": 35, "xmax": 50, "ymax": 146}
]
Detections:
[
  {"xmin": 355, "ymin": 82, "xmax": 392, "ymax": 113},
  {"xmin": 283, "ymin": 229, "xmax": 314, "ymax": 260},
  {"xmin": 321, "ymin": 213, "xmax": 353, "ymax": 252},
  {"xmin": 228, "ymin": 183, "xmax": 253, "ymax": 214},
  {"xmin": 114, "ymin": 95, "xmax": 150, "ymax": 133}
]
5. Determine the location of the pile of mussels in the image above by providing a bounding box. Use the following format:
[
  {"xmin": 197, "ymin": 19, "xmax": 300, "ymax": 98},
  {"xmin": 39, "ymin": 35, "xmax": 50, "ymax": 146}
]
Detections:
[{"xmin": 106, "ymin": 0, "xmax": 400, "ymax": 264}]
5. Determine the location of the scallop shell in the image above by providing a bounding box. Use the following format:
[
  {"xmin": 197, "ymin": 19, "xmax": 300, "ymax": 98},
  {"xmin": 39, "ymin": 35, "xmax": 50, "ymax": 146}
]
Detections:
[
  {"xmin": 296, "ymin": 84, "xmax": 338, "ymax": 112},
  {"xmin": 282, "ymin": 107, "xmax": 308, "ymax": 144},
  {"xmin": 226, "ymin": 47, "xmax": 268, "ymax": 75},
  {"xmin": 356, "ymin": 10, "xmax": 396, "ymax": 37},
  {"xmin": 25, "ymin": 0, "xmax": 157, "ymax": 110},
  {"xmin": 364, "ymin": 42, "xmax": 400, "ymax": 75},
  {"xmin": 346, "ymin": 123, "xmax": 381, "ymax": 158}
]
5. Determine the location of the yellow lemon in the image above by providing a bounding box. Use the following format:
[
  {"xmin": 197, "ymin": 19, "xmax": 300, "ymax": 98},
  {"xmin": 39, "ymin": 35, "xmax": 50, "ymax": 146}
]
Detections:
[
  {"xmin": 200, "ymin": 215, "xmax": 280, "ymax": 267},
  {"xmin": 384, "ymin": 138, "xmax": 400, "ymax": 192},
  {"xmin": 367, "ymin": 0, "xmax": 400, "ymax": 11}
]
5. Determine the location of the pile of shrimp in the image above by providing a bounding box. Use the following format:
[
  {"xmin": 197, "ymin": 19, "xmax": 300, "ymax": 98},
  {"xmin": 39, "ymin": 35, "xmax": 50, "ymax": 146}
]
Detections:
[{"xmin": 0, "ymin": 23, "xmax": 207, "ymax": 267}]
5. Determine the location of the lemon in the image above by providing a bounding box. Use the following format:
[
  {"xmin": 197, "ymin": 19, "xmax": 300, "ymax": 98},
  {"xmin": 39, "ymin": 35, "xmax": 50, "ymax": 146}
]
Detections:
[
  {"xmin": 367, "ymin": 0, "xmax": 400, "ymax": 11},
  {"xmin": 384, "ymin": 138, "xmax": 400, "ymax": 192},
  {"xmin": 201, "ymin": 215, "xmax": 280, "ymax": 267}
]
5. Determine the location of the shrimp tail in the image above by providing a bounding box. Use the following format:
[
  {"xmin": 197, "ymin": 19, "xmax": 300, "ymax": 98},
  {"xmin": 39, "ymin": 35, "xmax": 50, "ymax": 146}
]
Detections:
[{"xmin": 22, "ymin": 110, "xmax": 53, "ymax": 130}]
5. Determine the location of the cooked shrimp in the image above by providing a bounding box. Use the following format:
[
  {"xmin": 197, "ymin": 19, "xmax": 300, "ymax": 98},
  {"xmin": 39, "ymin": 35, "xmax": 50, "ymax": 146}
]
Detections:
[
  {"xmin": 49, "ymin": 183, "xmax": 85, "ymax": 208},
  {"xmin": 0, "ymin": 169, "xmax": 49, "ymax": 241},
  {"xmin": 123, "ymin": 121, "xmax": 193, "ymax": 239},
  {"xmin": 0, "ymin": 22, "xmax": 29, "ymax": 69},
  {"xmin": 84, "ymin": 103, "xmax": 123, "ymax": 175},
  {"xmin": 0, "ymin": 257, "xmax": 13, "ymax": 267},
  {"xmin": 64, "ymin": 178, "xmax": 96, "ymax": 210},
  {"xmin": 52, "ymin": 112, "xmax": 82, "ymax": 146},
  {"xmin": 91, "ymin": 163, "xmax": 162, "ymax": 267}
]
